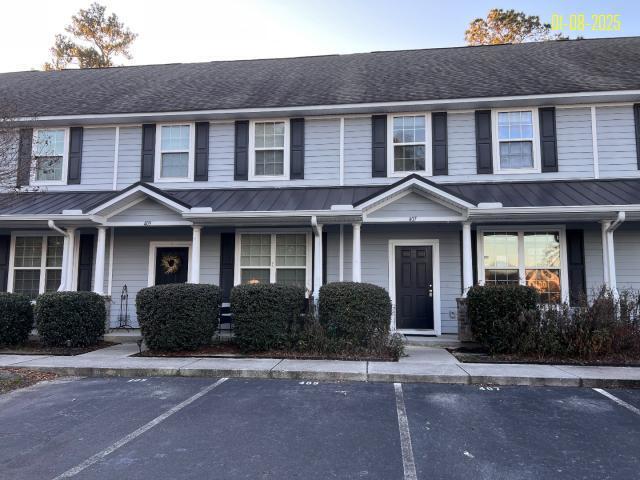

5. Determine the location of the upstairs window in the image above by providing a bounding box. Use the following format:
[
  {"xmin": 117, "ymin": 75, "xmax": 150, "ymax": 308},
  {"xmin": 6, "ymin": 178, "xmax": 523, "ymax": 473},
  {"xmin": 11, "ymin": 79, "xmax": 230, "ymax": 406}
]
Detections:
[
  {"xmin": 250, "ymin": 121, "xmax": 289, "ymax": 180},
  {"xmin": 390, "ymin": 115, "xmax": 427, "ymax": 174},
  {"xmin": 33, "ymin": 129, "xmax": 67, "ymax": 183},
  {"xmin": 10, "ymin": 235, "xmax": 64, "ymax": 300},
  {"xmin": 156, "ymin": 124, "xmax": 194, "ymax": 181},
  {"xmin": 495, "ymin": 110, "xmax": 538, "ymax": 172}
]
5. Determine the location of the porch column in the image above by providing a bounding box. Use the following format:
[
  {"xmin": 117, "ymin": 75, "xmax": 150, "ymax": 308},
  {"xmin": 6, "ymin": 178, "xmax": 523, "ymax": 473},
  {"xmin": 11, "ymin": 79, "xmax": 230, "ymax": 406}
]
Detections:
[
  {"xmin": 64, "ymin": 227, "xmax": 77, "ymax": 291},
  {"xmin": 601, "ymin": 221, "xmax": 618, "ymax": 296},
  {"xmin": 58, "ymin": 235, "xmax": 69, "ymax": 292},
  {"xmin": 313, "ymin": 223, "xmax": 323, "ymax": 299},
  {"xmin": 462, "ymin": 221, "xmax": 473, "ymax": 295},
  {"xmin": 93, "ymin": 226, "xmax": 107, "ymax": 295},
  {"xmin": 352, "ymin": 222, "xmax": 361, "ymax": 282},
  {"xmin": 190, "ymin": 225, "xmax": 202, "ymax": 283}
]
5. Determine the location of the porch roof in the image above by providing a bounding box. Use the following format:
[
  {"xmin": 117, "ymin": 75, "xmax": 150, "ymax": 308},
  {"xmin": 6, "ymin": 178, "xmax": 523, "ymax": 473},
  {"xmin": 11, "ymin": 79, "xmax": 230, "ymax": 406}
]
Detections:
[{"xmin": 2, "ymin": 177, "xmax": 640, "ymax": 217}]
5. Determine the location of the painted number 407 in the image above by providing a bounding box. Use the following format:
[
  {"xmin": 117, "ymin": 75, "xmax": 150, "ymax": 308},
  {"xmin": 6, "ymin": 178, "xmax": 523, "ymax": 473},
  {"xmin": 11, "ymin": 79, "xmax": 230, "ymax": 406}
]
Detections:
[
  {"xmin": 479, "ymin": 386, "xmax": 500, "ymax": 391},
  {"xmin": 408, "ymin": 216, "xmax": 417, "ymax": 222}
]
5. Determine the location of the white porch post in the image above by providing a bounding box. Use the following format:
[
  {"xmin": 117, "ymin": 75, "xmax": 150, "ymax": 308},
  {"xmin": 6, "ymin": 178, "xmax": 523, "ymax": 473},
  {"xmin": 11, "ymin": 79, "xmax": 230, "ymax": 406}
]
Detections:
[
  {"xmin": 352, "ymin": 222, "xmax": 361, "ymax": 282},
  {"xmin": 313, "ymin": 223, "xmax": 323, "ymax": 298},
  {"xmin": 190, "ymin": 225, "xmax": 202, "ymax": 283},
  {"xmin": 601, "ymin": 221, "xmax": 611, "ymax": 287},
  {"xmin": 58, "ymin": 235, "xmax": 69, "ymax": 292},
  {"xmin": 93, "ymin": 226, "xmax": 107, "ymax": 295},
  {"xmin": 64, "ymin": 227, "xmax": 77, "ymax": 291},
  {"xmin": 462, "ymin": 221, "xmax": 473, "ymax": 296}
]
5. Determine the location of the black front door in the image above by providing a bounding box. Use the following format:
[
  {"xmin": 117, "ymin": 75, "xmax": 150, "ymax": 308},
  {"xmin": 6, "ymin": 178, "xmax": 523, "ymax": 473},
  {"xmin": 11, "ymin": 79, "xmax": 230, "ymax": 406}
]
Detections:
[
  {"xmin": 155, "ymin": 247, "xmax": 189, "ymax": 285},
  {"xmin": 395, "ymin": 245, "xmax": 434, "ymax": 330}
]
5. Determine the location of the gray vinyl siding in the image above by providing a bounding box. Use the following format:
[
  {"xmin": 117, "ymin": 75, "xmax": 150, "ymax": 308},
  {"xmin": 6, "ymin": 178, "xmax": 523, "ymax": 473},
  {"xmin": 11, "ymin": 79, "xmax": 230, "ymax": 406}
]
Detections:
[
  {"xmin": 583, "ymin": 226, "xmax": 604, "ymax": 296},
  {"xmin": 116, "ymin": 126, "xmax": 142, "ymax": 189},
  {"xmin": 108, "ymin": 198, "xmax": 184, "ymax": 224},
  {"xmin": 367, "ymin": 192, "xmax": 461, "ymax": 219},
  {"xmin": 344, "ymin": 117, "xmax": 386, "ymax": 186},
  {"xmin": 597, "ymin": 106, "xmax": 639, "ymax": 178},
  {"xmin": 556, "ymin": 108, "xmax": 594, "ymax": 177},
  {"xmin": 447, "ymin": 112, "xmax": 476, "ymax": 177},
  {"xmin": 79, "ymin": 128, "xmax": 116, "ymax": 190},
  {"xmin": 614, "ymin": 223, "xmax": 640, "ymax": 290},
  {"xmin": 107, "ymin": 227, "xmax": 220, "ymax": 327}
]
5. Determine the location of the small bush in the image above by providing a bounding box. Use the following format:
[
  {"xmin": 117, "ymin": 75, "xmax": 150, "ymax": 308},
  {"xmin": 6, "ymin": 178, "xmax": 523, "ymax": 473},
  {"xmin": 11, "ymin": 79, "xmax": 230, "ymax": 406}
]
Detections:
[
  {"xmin": 231, "ymin": 283, "xmax": 306, "ymax": 351},
  {"xmin": 467, "ymin": 284, "xmax": 539, "ymax": 354},
  {"xmin": 318, "ymin": 282, "xmax": 392, "ymax": 348},
  {"xmin": 0, "ymin": 293, "xmax": 33, "ymax": 346},
  {"xmin": 136, "ymin": 284, "xmax": 221, "ymax": 351},
  {"xmin": 35, "ymin": 292, "xmax": 106, "ymax": 347}
]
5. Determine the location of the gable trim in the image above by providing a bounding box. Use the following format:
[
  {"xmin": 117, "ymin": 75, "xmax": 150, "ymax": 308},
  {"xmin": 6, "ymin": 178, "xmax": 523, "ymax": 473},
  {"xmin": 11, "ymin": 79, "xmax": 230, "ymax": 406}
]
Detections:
[
  {"xmin": 363, "ymin": 189, "xmax": 467, "ymax": 223},
  {"xmin": 86, "ymin": 183, "xmax": 191, "ymax": 216}
]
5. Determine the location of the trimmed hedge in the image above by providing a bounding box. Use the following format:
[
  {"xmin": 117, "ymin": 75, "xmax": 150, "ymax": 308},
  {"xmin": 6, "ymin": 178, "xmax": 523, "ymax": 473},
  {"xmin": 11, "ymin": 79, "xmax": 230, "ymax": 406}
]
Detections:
[
  {"xmin": 0, "ymin": 293, "xmax": 33, "ymax": 346},
  {"xmin": 136, "ymin": 283, "xmax": 221, "ymax": 351},
  {"xmin": 466, "ymin": 284, "xmax": 539, "ymax": 354},
  {"xmin": 35, "ymin": 292, "xmax": 106, "ymax": 347},
  {"xmin": 318, "ymin": 282, "xmax": 392, "ymax": 348},
  {"xmin": 231, "ymin": 283, "xmax": 306, "ymax": 351}
]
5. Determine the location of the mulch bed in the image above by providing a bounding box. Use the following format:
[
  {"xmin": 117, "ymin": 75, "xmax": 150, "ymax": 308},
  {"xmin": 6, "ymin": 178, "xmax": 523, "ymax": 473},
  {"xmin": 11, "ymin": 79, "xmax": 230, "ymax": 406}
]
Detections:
[
  {"xmin": 0, "ymin": 340, "xmax": 118, "ymax": 357},
  {"xmin": 0, "ymin": 368, "xmax": 58, "ymax": 395},
  {"xmin": 135, "ymin": 343, "xmax": 398, "ymax": 362},
  {"xmin": 449, "ymin": 349, "xmax": 640, "ymax": 367}
]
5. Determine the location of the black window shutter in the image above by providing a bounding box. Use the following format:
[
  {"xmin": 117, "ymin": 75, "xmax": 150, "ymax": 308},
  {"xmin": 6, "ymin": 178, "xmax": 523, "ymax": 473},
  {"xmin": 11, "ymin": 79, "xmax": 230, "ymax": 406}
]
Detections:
[
  {"xmin": 77, "ymin": 234, "xmax": 94, "ymax": 292},
  {"xmin": 566, "ymin": 229, "xmax": 586, "ymax": 306},
  {"xmin": 371, "ymin": 115, "xmax": 387, "ymax": 177},
  {"xmin": 17, "ymin": 128, "xmax": 33, "ymax": 187},
  {"xmin": 432, "ymin": 112, "xmax": 448, "ymax": 175},
  {"xmin": 140, "ymin": 124, "xmax": 156, "ymax": 182},
  {"xmin": 67, "ymin": 127, "xmax": 84, "ymax": 184},
  {"xmin": 290, "ymin": 118, "xmax": 305, "ymax": 179},
  {"xmin": 634, "ymin": 104, "xmax": 640, "ymax": 169},
  {"xmin": 234, "ymin": 121, "xmax": 249, "ymax": 181},
  {"xmin": 219, "ymin": 233, "xmax": 235, "ymax": 304},
  {"xmin": 0, "ymin": 235, "xmax": 10, "ymax": 291},
  {"xmin": 194, "ymin": 122, "xmax": 209, "ymax": 182},
  {"xmin": 475, "ymin": 110, "xmax": 493, "ymax": 174},
  {"xmin": 539, "ymin": 107, "xmax": 558, "ymax": 173}
]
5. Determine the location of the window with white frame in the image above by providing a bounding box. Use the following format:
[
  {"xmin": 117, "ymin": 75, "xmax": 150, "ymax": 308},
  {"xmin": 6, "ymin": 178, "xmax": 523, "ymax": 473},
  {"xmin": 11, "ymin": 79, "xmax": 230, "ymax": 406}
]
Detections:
[
  {"xmin": 238, "ymin": 233, "xmax": 309, "ymax": 289},
  {"xmin": 496, "ymin": 110, "xmax": 536, "ymax": 170},
  {"xmin": 251, "ymin": 121, "xmax": 287, "ymax": 178},
  {"xmin": 481, "ymin": 230, "xmax": 563, "ymax": 303},
  {"xmin": 157, "ymin": 124, "xmax": 193, "ymax": 179},
  {"xmin": 391, "ymin": 115, "xmax": 426, "ymax": 173},
  {"xmin": 11, "ymin": 235, "xmax": 64, "ymax": 300},
  {"xmin": 33, "ymin": 129, "xmax": 67, "ymax": 182}
]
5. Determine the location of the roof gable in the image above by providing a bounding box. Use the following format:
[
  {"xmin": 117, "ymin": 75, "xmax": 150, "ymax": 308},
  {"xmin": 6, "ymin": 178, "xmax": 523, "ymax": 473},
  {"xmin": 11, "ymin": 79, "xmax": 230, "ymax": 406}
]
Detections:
[{"xmin": 365, "ymin": 190, "xmax": 466, "ymax": 221}]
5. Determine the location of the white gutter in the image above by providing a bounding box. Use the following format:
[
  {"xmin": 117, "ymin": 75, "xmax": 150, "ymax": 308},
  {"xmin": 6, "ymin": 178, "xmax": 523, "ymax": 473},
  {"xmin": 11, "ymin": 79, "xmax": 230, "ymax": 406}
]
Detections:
[
  {"xmin": 310, "ymin": 215, "xmax": 320, "ymax": 236},
  {"xmin": 606, "ymin": 211, "xmax": 626, "ymax": 232}
]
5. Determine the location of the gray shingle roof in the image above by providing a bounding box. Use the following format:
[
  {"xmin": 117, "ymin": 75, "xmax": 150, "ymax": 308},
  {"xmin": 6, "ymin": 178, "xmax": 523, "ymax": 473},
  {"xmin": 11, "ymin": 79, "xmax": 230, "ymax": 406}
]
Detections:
[
  {"xmin": 2, "ymin": 37, "xmax": 640, "ymax": 117},
  {"xmin": 2, "ymin": 178, "xmax": 640, "ymax": 216}
]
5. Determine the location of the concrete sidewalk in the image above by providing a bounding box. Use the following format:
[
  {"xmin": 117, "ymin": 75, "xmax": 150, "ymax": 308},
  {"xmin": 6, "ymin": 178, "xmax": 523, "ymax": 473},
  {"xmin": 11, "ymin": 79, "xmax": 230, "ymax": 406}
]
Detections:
[{"xmin": 1, "ymin": 344, "xmax": 639, "ymax": 388}]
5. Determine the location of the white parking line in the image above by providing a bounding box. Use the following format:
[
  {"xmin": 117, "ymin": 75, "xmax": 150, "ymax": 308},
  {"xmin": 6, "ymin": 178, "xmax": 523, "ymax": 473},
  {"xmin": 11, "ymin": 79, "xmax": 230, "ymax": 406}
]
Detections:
[
  {"xmin": 51, "ymin": 377, "xmax": 229, "ymax": 479},
  {"xmin": 394, "ymin": 383, "xmax": 418, "ymax": 480},
  {"xmin": 594, "ymin": 388, "xmax": 640, "ymax": 417}
]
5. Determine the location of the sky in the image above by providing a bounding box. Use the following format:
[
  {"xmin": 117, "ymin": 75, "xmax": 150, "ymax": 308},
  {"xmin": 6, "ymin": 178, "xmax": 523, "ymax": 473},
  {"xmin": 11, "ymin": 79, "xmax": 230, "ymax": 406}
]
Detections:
[{"xmin": 0, "ymin": 0, "xmax": 636, "ymax": 73}]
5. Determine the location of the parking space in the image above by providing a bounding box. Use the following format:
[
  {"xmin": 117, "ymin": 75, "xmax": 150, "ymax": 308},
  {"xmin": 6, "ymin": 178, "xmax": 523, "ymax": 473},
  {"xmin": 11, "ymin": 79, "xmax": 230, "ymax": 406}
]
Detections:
[{"xmin": 0, "ymin": 377, "xmax": 638, "ymax": 480}]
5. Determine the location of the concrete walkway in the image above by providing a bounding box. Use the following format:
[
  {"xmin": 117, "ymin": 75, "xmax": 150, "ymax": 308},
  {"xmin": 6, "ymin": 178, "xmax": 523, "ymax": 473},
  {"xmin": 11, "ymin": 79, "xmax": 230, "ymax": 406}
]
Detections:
[{"xmin": 1, "ymin": 344, "xmax": 639, "ymax": 388}]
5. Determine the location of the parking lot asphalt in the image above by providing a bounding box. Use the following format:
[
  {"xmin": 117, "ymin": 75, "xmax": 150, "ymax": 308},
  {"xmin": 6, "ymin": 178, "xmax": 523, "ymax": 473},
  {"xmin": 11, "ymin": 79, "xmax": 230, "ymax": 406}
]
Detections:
[{"xmin": 0, "ymin": 377, "xmax": 638, "ymax": 480}]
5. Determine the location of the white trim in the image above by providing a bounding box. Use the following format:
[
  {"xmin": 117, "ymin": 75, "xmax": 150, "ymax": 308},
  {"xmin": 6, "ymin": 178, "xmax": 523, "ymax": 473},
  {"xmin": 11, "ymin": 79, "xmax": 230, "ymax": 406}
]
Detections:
[
  {"xmin": 7, "ymin": 232, "xmax": 65, "ymax": 296},
  {"xmin": 362, "ymin": 188, "xmax": 467, "ymax": 223},
  {"xmin": 71, "ymin": 230, "xmax": 80, "ymax": 291},
  {"xmin": 154, "ymin": 122, "xmax": 196, "ymax": 182},
  {"xmin": 387, "ymin": 113, "xmax": 432, "ymax": 177},
  {"xmin": 388, "ymin": 239, "xmax": 441, "ymax": 335},
  {"xmin": 94, "ymin": 226, "xmax": 107, "ymax": 295},
  {"xmin": 352, "ymin": 223, "xmax": 361, "ymax": 282},
  {"xmin": 87, "ymin": 184, "xmax": 191, "ymax": 216},
  {"xmin": 112, "ymin": 126, "xmax": 120, "ymax": 190},
  {"xmin": 107, "ymin": 227, "xmax": 115, "ymax": 296},
  {"xmin": 102, "ymin": 197, "xmax": 147, "ymax": 219},
  {"xmin": 492, "ymin": 107, "xmax": 541, "ymax": 174},
  {"xmin": 248, "ymin": 119, "xmax": 290, "ymax": 181},
  {"xmin": 190, "ymin": 226, "xmax": 202, "ymax": 283},
  {"xmin": 233, "ymin": 230, "xmax": 313, "ymax": 294},
  {"xmin": 20, "ymin": 90, "xmax": 640, "ymax": 123},
  {"xmin": 339, "ymin": 224, "xmax": 344, "ymax": 281},
  {"xmin": 461, "ymin": 221, "xmax": 473, "ymax": 295},
  {"xmin": 591, "ymin": 106, "xmax": 600, "ymax": 179},
  {"xmin": 31, "ymin": 127, "xmax": 70, "ymax": 186},
  {"xmin": 147, "ymin": 241, "xmax": 192, "ymax": 286},
  {"xmin": 339, "ymin": 117, "xmax": 345, "ymax": 186},
  {"xmin": 476, "ymin": 225, "xmax": 569, "ymax": 304}
]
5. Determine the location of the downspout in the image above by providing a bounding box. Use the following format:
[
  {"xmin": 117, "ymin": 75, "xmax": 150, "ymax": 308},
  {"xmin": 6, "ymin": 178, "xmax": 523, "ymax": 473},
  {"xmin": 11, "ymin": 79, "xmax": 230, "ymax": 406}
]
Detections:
[
  {"xmin": 48, "ymin": 220, "xmax": 70, "ymax": 291},
  {"xmin": 602, "ymin": 211, "xmax": 625, "ymax": 299}
]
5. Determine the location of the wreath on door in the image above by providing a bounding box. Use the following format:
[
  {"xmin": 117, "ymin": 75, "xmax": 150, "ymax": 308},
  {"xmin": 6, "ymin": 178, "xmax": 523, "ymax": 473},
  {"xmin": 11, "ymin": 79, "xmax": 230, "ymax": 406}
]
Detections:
[{"xmin": 160, "ymin": 254, "xmax": 181, "ymax": 275}]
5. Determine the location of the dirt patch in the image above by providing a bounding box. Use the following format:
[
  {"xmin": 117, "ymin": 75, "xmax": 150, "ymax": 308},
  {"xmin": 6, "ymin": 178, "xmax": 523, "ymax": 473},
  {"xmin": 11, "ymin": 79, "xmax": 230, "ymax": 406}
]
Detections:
[
  {"xmin": 449, "ymin": 349, "xmax": 640, "ymax": 367},
  {"xmin": 0, "ymin": 340, "xmax": 118, "ymax": 356},
  {"xmin": 0, "ymin": 368, "xmax": 57, "ymax": 395},
  {"xmin": 135, "ymin": 343, "xmax": 398, "ymax": 362}
]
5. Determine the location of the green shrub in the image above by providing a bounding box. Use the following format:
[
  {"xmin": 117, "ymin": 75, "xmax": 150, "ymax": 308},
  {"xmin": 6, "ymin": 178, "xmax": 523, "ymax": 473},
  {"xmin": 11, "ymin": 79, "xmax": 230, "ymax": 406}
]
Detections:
[
  {"xmin": 0, "ymin": 293, "xmax": 33, "ymax": 346},
  {"xmin": 231, "ymin": 283, "xmax": 305, "ymax": 351},
  {"xmin": 35, "ymin": 292, "xmax": 106, "ymax": 347},
  {"xmin": 136, "ymin": 284, "xmax": 221, "ymax": 351},
  {"xmin": 466, "ymin": 284, "xmax": 539, "ymax": 354},
  {"xmin": 318, "ymin": 282, "xmax": 392, "ymax": 348}
]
